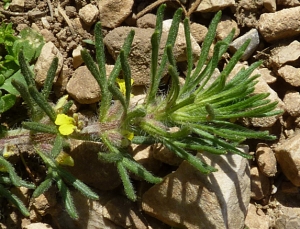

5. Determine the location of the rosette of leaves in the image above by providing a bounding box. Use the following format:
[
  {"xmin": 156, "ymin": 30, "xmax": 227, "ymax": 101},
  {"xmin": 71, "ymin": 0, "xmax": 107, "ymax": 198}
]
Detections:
[
  {"xmin": 79, "ymin": 4, "xmax": 282, "ymax": 201},
  {"xmin": 8, "ymin": 4, "xmax": 282, "ymax": 218}
]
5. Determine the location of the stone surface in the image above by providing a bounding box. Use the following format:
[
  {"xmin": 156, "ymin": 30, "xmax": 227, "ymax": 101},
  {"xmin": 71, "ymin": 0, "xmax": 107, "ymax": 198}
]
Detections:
[
  {"xmin": 103, "ymin": 196, "xmax": 168, "ymax": 229},
  {"xmin": 277, "ymin": 0, "xmax": 300, "ymax": 6},
  {"xmin": 229, "ymin": 28, "xmax": 259, "ymax": 60},
  {"xmin": 66, "ymin": 66, "xmax": 101, "ymax": 104},
  {"xmin": 79, "ymin": 4, "xmax": 99, "ymax": 26},
  {"xmin": 64, "ymin": 140, "xmax": 122, "ymax": 190},
  {"xmin": 23, "ymin": 223, "xmax": 53, "ymax": 229},
  {"xmin": 194, "ymin": 0, "xmax": 235, "ymax": 12},
  {"xmin": 278, "ymin": 65, "xmax": 300, "ymax": 87},
  {"xmin": 250, "ymin": 70, "xmax": 285, "ymax": 127},
  {"xmin": 216, "ymin": 15, "xmax": 240, "ymax": 41},
  {"xmin": 130, "ymin": 144, "xmax": 162, "ymax": 176},
  {"xmin": 256, "ymin": 143, "xmax": 277, "ymax": 177},
  {"xmin": 275, "ymin": 133, "xmax": 300, "ymax": 186},
  {"xmin": 152, "ymin": 143, "xmax": 183, "ymax": 166},
  {"xmin": 104, "ymin": 23, "xmax": 200, "ymax": 85},
  {"xmin": 9, "ymin": 0, "xmax": 24, "ymax": 11},
  {"xmin": 270, "ymin": 40, "xmax": 300, "ymax": 68},
  {"xmin": 258, "ymin": 7, "xmax": 300, "ymax": 42},
  {"xmin": 136, "ymin": 13, "xmax": 156, "ymax": 28},
  {"xmin": 53, "ymin": 190, "xmax": 122, "ymax": 229},
  {"xmin": 190, "ymin": 22, "xmax": 208, "ymax": 44},
  {"xmin": 142, "ymin": 148, "xmax": 250, "ymax": 229},
  {"xmin": 31, "ymin": 188, "xmax": 57, "ymax": 217},
  {"xmin": 244, "ymin": 203, "xmax": 270, "ymax": 229},
  {"xmin": 283, "ymin": 91, "xmax": 300, "ymax": 117},
  {"xmin": 250, "ymin": 166, "xmax": 271, "ymax": 200},
  {"xmin": 273, "ymin": 191, "xmax": 300, "ymax": 229},
  {"xmin": 72, "ymin": 45, "xmax": 83, "ymax": 68},
  {"xmin": 259, "ymin": 68, "xmax": 276, "ymax": 84},
  {"xmin": 34, "ymin": 41, "xmax": 63, "ymax": 87},
  {"xmin": 162, "ymin": 19, "xmax": 201, "ymax": 62},
  {"xmin": 98, "ymin": 0, "xmax": 134, "ymax": 28},
  {"xmin": 263, "ymin": 0, "xmax": 276, "ymax": 12}
]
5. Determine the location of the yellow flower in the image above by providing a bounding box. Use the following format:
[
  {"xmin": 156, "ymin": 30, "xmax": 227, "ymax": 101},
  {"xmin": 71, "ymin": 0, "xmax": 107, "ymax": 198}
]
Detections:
[
  {"xmin": 122, "ymin": 130, "xmax": 134, "ymax": 141},
  {"xmin": 54, "ymin": 95, "xmax": 69, "ymax": 112},
  {"xmin": 116, "ymin": 78, "xmax": 134, "ymax": 97},
  {"xmin": 55, "ymin": 114, "xmax": 76, "ymax": 135},
  {"xmin": 56, "ymin": 151, "xmax": 74, "ymax": 166}
]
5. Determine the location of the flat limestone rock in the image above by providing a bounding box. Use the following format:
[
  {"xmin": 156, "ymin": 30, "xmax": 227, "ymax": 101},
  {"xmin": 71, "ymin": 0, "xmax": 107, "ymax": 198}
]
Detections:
[{"xmin": 142, "ymin": 148, "xmax": 250, "ymax": 229}]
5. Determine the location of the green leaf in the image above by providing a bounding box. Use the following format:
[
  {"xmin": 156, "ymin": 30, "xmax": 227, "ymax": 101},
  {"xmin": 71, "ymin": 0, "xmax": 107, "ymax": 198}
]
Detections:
[
  {"xmin": 0, "ymin": 94, "xmax": 16, "ymax": 113},
  {"xmin": 0, "ymin": 183, "xmax": 30, "ymax": 217},
  {"xmin": 22, "ymin": 122, "xmax": 58, "ymax": 134},
  {"xmin": 117, "ymin": 162, "xmax": 136, "ymax": 201},
  {"xmin": 57, "ymin": 167, "xmax": 99, "ymax": 200},
  {"xmin": 33, "ymin": 176, "xmax": 53, "ymax": 198},
  {"xmin": 56, "ymin": 178, "xmax": 78, "ymax": 219}
]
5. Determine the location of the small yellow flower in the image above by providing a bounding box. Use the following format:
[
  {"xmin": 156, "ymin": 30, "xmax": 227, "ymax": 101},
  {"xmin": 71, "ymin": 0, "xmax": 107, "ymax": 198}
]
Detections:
[
  {"xmin": 122, "ymin": 130, "xmax": 134, "ymax": 141},
  {"xmin": 56, "ymin": 151, "xmax": 74, "ymax": 166},
  {"xmin": 55, "ymin": 114, "xmax": 76, "ymax": 135},
  {"xmin": 54, "ymin": 95, "xmax": 69, "ymax": 112},
  {"xmin": 116, "ymin": 78, "xmax": 134, "ymax": 97}
]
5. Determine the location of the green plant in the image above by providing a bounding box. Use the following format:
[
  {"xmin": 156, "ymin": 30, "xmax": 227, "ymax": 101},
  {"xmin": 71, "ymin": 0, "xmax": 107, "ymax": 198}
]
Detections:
[
  {"xmin": 0, "ymin": 155, "xmax": 35, "ymax": 217},
  {"xmin": 1, "ymin": 4, "xmax": 281, "ymax": 220},
  {"xmin": 0, "ymin": 23, "xmax": 44, "ymax": 113}
]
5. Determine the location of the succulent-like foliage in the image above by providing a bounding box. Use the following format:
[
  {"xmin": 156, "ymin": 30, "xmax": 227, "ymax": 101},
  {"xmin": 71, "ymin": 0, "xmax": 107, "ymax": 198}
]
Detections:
[{"xmin": 0, "ymin": 4, "xmax": 281, "ymax": 219}]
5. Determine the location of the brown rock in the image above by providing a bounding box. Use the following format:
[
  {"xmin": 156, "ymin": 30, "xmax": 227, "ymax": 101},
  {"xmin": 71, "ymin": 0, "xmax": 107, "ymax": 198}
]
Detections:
[
  {"xmin": 256, "ymin": 143, "xmax": 277, "ymax": 177},
  {"xmin": 103, "ymin": 196, "xmax": 168, "ymax": 229},
  {"xmin": 278, "ymin": 65, "xmax": 300, "ymax": 87},
  {"xmin": 270, "ymin": 41, "xmax": 300, "ymax": 68},
  {"xmin": 79, "ymin": 4, "xmax": 99, "ymax": 26},
  {"xmin": 152, "ymin": 143, "xmax": 183, "ymax": 166},
  {"xmin": 130, "ymin": 144, "xmax": 162, "ymax": 176},
  {"xmin": 98, "ymin": 0, "xmax": 134, "ymax": 28},
  {"xmin": 66, "ymin": 66, "xmax": 100, "ymax": 104},
  {"xmin": 190, "ymin": 22, "xmax": 208, "ymax": 43},
  {"xmin": 244, "ymin": 203, "xmax": 270, "ymax": 229},
  {"xmin": 283, "ymin": 91, "xmax": 300, "ymax": 117},
  {"xmin": 275, "ymin": 133, "xmax": 300, "ymax": 186},
  {"xmin": 259, "ymin": 68, "xmax": 276, "ymax": 84},
  {"xmin": 53, "ymin": 190, "xmax": 122, "ymax": 229},
  {"xmin": 23, "ymin": 223, "xmax": 53, "ymax": 229},
  {"xmin": 194, "ymin": 0, "xmax": 235, "ymax": 12},
  {"xmin": 104, "ymin": 24, "xmax": 200, "ymax": 85},
  {"xmin": 64, "ymin": 140, "xmax": 122, "ymax": 190},
  {"xmin": 136, "ymin": 13, "xmax": 156, "ymax": 28},
  {"xmin": 34, "ymin": 42, "xmax": 63, "ymax": 87},
  {"xmin": 258, "ymin": 7, "xmax": 300, "ymax": 42},
  {"xmin": 250, "ymin": 166, "xmax": 271, "ymax": 200},
  {"xmin": 263, "ymin": 0, "xmax": 276, "ymax": 12},
  {"xmin": 216, "ymin": 15, "xmax": 240, "ymax": 41}
]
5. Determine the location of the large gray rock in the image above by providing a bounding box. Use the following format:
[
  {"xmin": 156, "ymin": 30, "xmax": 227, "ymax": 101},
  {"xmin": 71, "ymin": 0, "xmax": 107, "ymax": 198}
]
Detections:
[{"xmin": 142, "ymin": 147, "xmax": 250, "ymax": 229}]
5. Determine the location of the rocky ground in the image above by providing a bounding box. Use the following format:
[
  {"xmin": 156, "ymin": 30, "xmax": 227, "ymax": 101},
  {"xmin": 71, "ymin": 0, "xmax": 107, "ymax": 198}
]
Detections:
[{"xmin": 1, "ymin": 0, "xmax": 300, "ymax": 228}]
